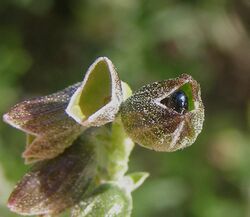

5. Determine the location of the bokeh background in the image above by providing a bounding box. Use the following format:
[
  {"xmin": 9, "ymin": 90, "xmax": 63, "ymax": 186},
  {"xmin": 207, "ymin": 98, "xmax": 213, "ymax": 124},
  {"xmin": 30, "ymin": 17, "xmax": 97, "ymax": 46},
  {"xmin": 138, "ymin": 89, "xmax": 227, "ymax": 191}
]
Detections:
[{"xmin": 0, "ymin": 0, "xmax": 249, "ymax": 216}]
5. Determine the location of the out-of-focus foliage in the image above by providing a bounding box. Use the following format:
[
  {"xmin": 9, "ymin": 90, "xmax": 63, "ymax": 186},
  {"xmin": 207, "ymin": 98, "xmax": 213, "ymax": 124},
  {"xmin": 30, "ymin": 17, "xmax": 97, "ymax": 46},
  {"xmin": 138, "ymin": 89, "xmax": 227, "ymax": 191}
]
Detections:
[{"xmin": 0, "ymin": 0, "xmax": 249, "ymax": 217}]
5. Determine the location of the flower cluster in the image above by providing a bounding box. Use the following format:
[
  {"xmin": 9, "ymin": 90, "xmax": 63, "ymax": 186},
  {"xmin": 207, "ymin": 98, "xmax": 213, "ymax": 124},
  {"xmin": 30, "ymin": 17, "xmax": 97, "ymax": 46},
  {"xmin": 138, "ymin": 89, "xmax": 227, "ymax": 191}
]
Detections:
[{"xmin": 3, "ymin": 57, "xmax": 204, "ymax": 217}]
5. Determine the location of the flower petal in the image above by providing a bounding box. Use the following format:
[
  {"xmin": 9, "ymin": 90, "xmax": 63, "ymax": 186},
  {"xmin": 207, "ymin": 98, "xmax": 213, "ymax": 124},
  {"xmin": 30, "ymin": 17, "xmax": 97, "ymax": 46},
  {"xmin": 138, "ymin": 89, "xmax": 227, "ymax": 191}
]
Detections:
[
  {"xmin": 3, "ymin": 83, "xmax": 81, "ymax": 136},
  {"xmin": 66, "ymin": 57, "xmax": 123, "ymax": 128},
  {"xmin": 3, "ymin": 83, "xmax": 86, "ymax": 162},
  {"xmin": 23, "ymin": 124, "xmax": 83, "ymax": 163}
]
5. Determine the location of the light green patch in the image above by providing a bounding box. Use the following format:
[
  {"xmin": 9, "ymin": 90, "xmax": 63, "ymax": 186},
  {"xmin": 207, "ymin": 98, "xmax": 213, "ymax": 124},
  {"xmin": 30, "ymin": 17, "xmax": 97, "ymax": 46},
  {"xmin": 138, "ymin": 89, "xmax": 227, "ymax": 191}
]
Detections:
[
  {"xmin": 121, "ymin": 81, "xmax": 132, "ymax": 101},
  {"xmin": 124, "ymin": 172, "xmax": 149, "ymax": 192},
  {"xmin": 66, "ymin": 57, "xmax": 123, "ymax": 127},
  {"xmin": 79, "ymin": 61, "xmax": 111, "ymax": 119},
  {"xmin": 180, "ymin": 83, "xmax": 195, "ymax": 111},
  {"xmin": 25, "ymin": 134, "xmax": 36, "ymax": 148}
]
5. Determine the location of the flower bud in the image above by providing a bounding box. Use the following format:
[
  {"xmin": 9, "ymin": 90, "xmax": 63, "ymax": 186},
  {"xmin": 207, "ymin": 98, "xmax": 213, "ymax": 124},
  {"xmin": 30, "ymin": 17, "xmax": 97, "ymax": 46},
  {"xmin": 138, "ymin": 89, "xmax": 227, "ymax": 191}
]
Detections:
[
  {"xmin": 71, "ymin": 173, "xmax": 148, "ymax": 217},
  {"xmin": 120, "ymin": 74, "xmax": 204, "ymax": 152},
  {"xmin": 71, "ymin": 183, "xmax": 132, "ymax": 217},
  {"xmin": 8, "ymin": 136, "xmax": 96, "ymax": 216}
]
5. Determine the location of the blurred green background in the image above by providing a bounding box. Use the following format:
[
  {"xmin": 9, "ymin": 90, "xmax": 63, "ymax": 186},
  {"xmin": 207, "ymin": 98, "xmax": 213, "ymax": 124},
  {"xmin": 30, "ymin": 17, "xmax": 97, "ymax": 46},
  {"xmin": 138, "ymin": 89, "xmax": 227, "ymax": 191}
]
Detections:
[{"xmin": 0, "ymin": 0, "xmax": 249, "ymax": 216}]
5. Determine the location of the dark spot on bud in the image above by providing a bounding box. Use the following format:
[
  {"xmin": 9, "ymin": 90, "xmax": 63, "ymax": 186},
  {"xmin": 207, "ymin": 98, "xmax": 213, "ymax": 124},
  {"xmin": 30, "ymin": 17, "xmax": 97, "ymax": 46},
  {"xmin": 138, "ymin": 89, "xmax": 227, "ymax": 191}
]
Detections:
[{"xmin": 161, "ymin": 90, "xmax": 188, "ymax": 114}]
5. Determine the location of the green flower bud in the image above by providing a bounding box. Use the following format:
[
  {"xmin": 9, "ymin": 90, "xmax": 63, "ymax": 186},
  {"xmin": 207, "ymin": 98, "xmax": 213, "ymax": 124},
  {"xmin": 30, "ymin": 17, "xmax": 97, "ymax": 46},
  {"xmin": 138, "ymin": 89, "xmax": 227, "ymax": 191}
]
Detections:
[
  {"xmin": 71, "ymin": 173, "xmax": 148, "ymax": 217},
  {"xmin": 120, "ymin": 74, "xmax": 204, "ymax": 152},
  {"xmin": 71, "ymin": 183, "xmax": 132, "ymax": 217}
]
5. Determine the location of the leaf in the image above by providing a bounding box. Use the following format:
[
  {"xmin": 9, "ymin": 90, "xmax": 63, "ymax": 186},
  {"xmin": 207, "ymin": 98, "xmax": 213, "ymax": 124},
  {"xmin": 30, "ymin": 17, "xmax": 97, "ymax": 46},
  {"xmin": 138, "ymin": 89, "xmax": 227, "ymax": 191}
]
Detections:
[
  {"xmin": 71, "ymin": 183, "xmax": 132, "ymax": 217},
  {"xmin": 66, "ymin": 57, "xmax": 123, "ymax": 128},
  {"xmin": 7, "ymin": 136, "xmax": 96, "ymax": 216},
  {"xmin": 123, "ymin": 172, "xmax": 149, "ymax": 192}
]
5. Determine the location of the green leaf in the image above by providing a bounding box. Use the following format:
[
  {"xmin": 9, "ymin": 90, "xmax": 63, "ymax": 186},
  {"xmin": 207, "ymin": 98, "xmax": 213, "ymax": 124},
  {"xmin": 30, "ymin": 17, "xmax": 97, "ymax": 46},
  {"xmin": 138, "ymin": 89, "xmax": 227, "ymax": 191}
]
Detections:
[{"xmin": 123, "ymin": 172, "xmax": 149, "ymax": 192}]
